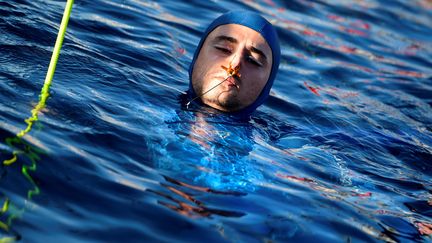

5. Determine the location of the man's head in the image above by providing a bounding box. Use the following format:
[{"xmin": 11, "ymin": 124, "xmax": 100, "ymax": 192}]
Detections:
[{"xmin": 188, "ymin": 11, "xmax": 280, "ymax": 115}]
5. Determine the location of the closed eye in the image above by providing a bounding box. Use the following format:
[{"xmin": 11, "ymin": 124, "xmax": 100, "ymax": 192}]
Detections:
[
  {"xmin": 247, "ymin": 56, "xmax": 263, "ymax": 67},
  {"xmin": 214, "ymin": 46, "xmax": 232, "ymax": 54}
]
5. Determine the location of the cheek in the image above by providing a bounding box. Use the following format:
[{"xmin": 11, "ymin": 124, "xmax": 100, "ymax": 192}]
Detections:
[
  {"xmin": 192, "ymin": 55, "xmax": 221, "ymax": 94},
  {"xmin": 243, "ymin": 71, "xmax": 268, "ymax": 97},
  {"xmin": 192, "ymin": 54, "xmax": 209, "ymax": 83},
  {"xmin": 194, "ymin": 51, "xmax": 219, "ymax": 78}
]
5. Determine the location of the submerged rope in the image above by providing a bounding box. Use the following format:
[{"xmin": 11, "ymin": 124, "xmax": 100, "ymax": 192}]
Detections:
[{"xmin": 1, "ymin": 0, "xmax": 74, "ymax": 240}]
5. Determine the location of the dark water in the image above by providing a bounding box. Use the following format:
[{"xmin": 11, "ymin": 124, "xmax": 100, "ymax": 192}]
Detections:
[{"xmin": 1, "ymin": 0, "xmax": 432, "ymax": 242}]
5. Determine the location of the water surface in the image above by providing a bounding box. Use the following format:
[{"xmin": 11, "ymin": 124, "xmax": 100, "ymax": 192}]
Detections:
[{"xmin": 1, "ymin": 0, "xmax": 431, "ymax": 242}]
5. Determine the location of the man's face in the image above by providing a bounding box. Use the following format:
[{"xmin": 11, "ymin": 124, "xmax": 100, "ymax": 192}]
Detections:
[{"xmin": 192, "ymin": 24, "xmax": 273, "ymax": 112}]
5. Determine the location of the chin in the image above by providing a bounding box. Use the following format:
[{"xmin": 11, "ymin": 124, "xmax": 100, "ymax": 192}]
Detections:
[{"xmin": 217, "ymin": 99, "xmax": 243, "ymax": 112}]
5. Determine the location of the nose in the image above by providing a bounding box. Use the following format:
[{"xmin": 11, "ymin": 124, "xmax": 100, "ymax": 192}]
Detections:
[
  {"xmin": 229, "ymin": 51, "xmax": 242, "ymax": 68},
  {"xmin": 224, "ymin": 50, "xmax": 245, "ymax": 79}
]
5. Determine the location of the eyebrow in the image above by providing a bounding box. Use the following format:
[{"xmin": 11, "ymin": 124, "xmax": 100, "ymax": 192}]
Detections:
[
  {"xmin": 214, "ymin": 35, "xmax": 238, "ymax": 44},
  {"xmin": 213, "ymin": 35, "xmax": 268, "ymax": 61}
]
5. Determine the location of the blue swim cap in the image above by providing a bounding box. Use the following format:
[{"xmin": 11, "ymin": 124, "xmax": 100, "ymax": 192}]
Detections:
[{"xmin": 188, "ymin": 10, "xmax": 281, "ymax": 116}]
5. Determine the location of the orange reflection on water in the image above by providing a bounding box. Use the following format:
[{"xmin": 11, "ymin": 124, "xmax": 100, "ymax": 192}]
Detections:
[
  {"xmin": 148, "ymin": 176, "xmax": 245, "ymax": 219},
  {"xmin": 312, "ymin": 41, "xmax": 410, "ymax": 68},
  {"xmin": 303, "ymin": 81, "xmax": 320, "ymax": 96},
  {"xmin": 304, "ymin": 80, "xmax": 362, "ymax": 102},
  {"xmin": 416, "ymin": 221, "xmax": 432, "ymax": 235},
  {"xmin": 335, "ymin": 61, "xmax": 374, "ymax": 74},
  {"xmin": 393, "ymin": 70, "xmax": 425, "ymax": 78},
  {"xmin": 276, "ymin": 172, "xmax": 372, "ymax": 199},
  {"xmin": 188, "ymin": 113, "xmax": 213, "ymax": 150},
  {"xmin": 417, "ymin": 0, "xmax": 432, "ymax": 9},
  {"xmin": 327, "ymin": 14, "xmax": 371, "ymax": 37},
  {"xmin": 338, "ymin": 26, "xmax": 367, "ymax": 37}
]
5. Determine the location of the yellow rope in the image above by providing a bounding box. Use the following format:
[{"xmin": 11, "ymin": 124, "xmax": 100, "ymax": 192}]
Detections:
[
  {"xmin": 17, "ymin": 0, "xmax": 74, "ymax": 140},
  {"xmin": 1, "ymin": 1, "xmax": 74, "ymax": 241}
]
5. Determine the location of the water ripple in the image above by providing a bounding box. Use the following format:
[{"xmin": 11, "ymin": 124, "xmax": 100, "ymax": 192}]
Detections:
[{"xmin": 0, "ymin": 0, "xmax": 431, "ymax": 242}]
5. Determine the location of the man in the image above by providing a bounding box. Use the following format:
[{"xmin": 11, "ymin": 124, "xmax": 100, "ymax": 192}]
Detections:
[{"xmin": 187, "ymin": 11, "xmax": 281, "ymax": 117}]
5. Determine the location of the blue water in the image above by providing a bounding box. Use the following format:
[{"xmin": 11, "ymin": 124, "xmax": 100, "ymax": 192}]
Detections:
[{"xmin": 1, "ymin": 0, "xmax": 432, "ymax": 242}]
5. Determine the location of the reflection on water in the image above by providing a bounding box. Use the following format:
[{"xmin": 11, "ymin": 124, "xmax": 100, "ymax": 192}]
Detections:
[
  {"xmin": 1, "ymin": 136, "xmax": 43, "ymax": 242},
  {"xmin": 149, "ymin": 175, "xmax": 246, "ymax": 218},
  {"xmin": 157, "ymin": 106, "xmax": 264, "ymax": 192},
  {"xmin": 0, "ymin": 82, "xmax": 49, "ymax": 240}
]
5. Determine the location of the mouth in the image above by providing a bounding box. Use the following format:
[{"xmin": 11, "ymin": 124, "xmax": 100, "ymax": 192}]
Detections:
[{"xmin": 225, "ymin": 76, "xmax": 239, "ymax": 89}]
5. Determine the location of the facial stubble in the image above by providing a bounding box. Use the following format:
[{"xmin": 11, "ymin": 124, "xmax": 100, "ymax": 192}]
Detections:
[{"xmin": 193, "ymin": 69, "xmax": 242, "ymax": 111}]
